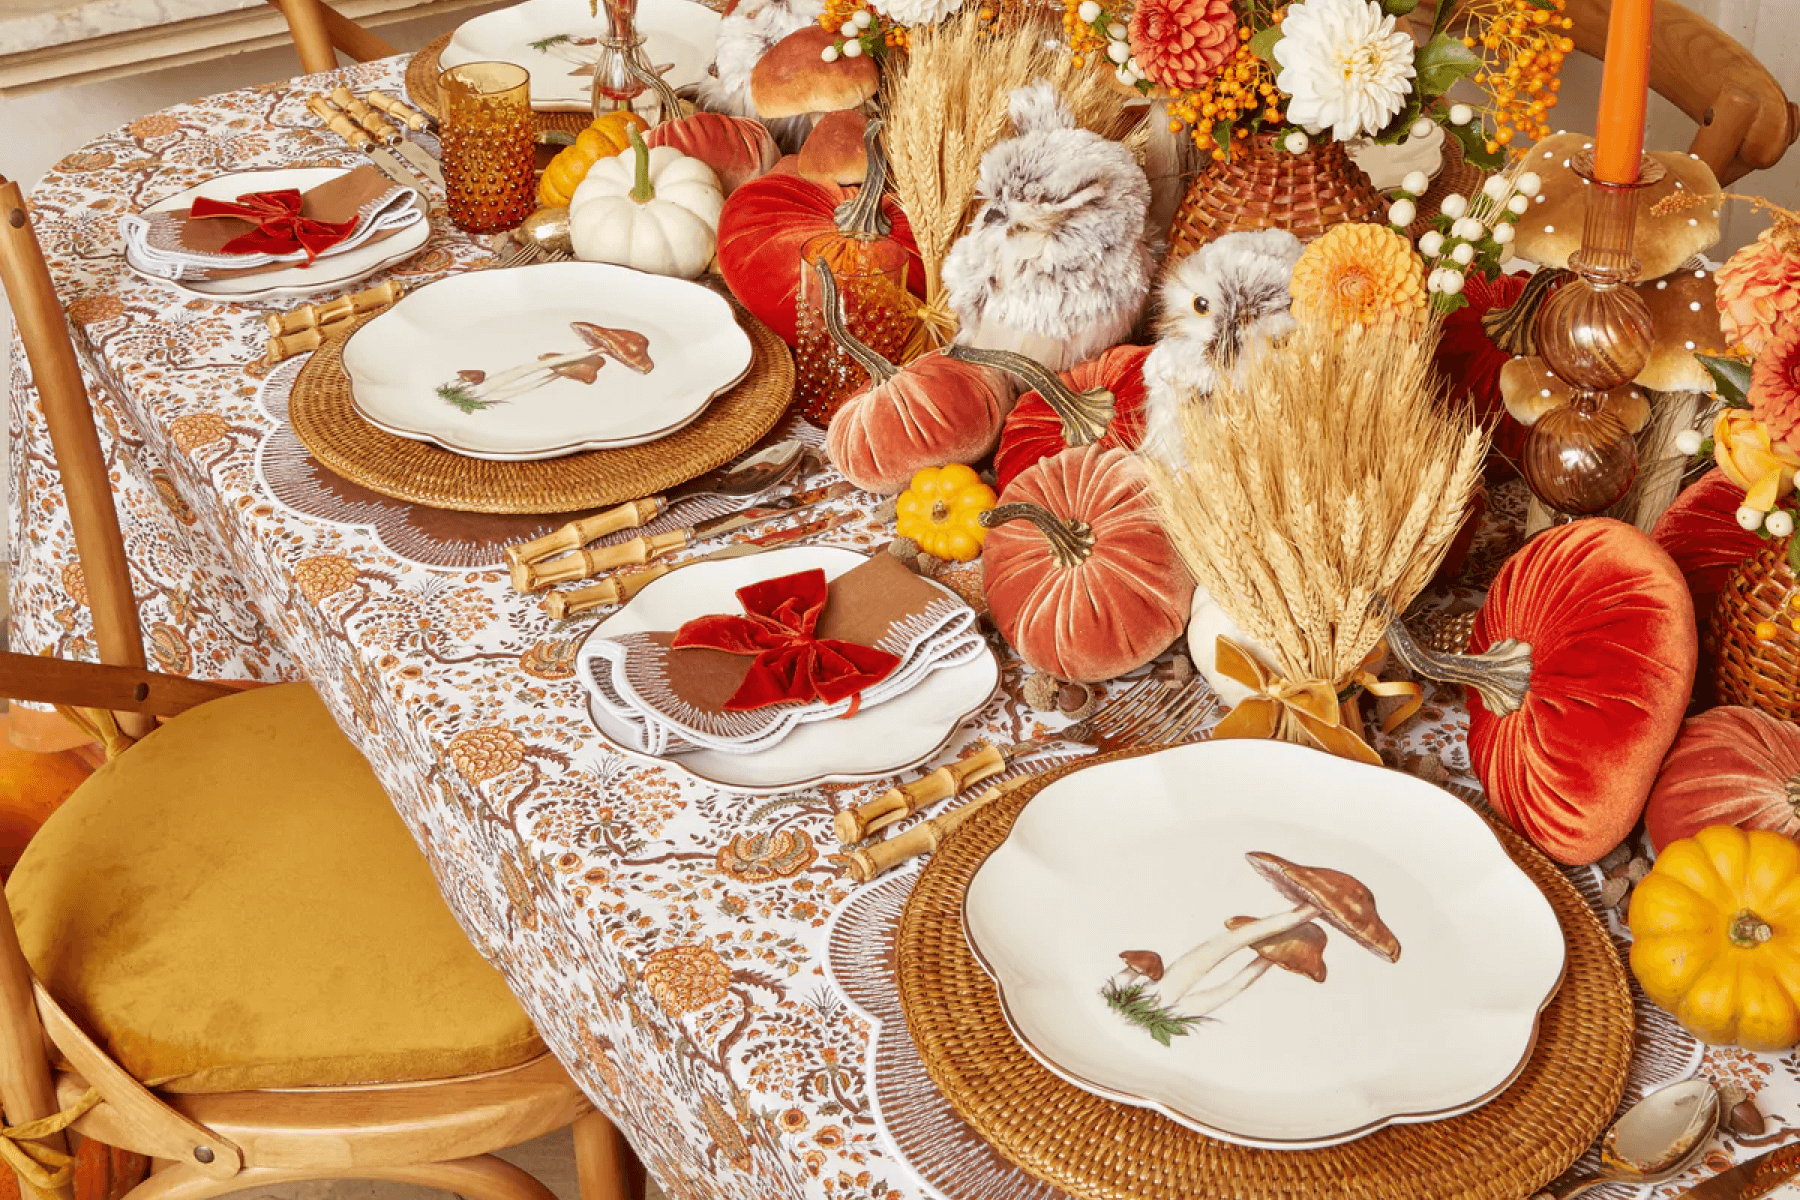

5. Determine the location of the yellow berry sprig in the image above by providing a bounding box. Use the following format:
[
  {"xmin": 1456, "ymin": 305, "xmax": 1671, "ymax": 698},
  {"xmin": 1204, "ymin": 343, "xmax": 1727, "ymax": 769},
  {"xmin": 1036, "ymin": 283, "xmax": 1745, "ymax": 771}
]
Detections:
[{"xmin": 1461, "ymin": 0, "xmax": 1574, "ymax": 156}]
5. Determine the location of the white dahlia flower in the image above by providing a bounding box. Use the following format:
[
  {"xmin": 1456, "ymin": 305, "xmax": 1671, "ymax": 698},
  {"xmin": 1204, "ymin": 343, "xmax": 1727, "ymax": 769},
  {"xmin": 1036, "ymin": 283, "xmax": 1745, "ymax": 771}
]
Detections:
[{"xmin": 1273, "ymin": 0, "xmax": 1416, "ymax": 142}]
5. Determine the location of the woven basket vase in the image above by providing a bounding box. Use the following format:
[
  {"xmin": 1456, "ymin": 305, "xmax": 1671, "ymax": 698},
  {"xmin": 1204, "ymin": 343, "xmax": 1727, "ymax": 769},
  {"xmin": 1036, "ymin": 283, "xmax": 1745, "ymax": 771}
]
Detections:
[
  {"xmin": 1713, "ymin": 538, "xmax": 1800, "ymax": 721},
  {"xmin": 1167, "ymin": 131, "xmax": 1388, "ymax": 259}
]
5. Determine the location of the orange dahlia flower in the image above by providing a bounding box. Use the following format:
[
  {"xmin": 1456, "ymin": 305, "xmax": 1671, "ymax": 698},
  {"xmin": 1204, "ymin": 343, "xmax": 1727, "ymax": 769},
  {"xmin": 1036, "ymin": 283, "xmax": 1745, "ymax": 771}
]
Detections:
[
  {"xmin": 1716, "ymin": 225, "xmax": 1800, "ymax": 355},
  {"xmin": 1752, "ymin": 321, "xmax": 1800, "ymax": 456},
  {"xmin": 1288, "ymin": 223, "xmax": 1427, "ymax": 333},
  {"xmin": 1128, "ymin": 0, "xmax": 1237, "ymax": 91}
]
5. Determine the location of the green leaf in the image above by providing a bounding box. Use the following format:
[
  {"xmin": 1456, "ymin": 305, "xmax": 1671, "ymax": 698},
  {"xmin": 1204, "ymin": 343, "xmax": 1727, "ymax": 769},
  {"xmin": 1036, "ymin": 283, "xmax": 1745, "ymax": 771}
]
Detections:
[
  {"xmin": 1101, "ymin": 980, "xmax": 1204, "ymax": 1046},
  {"xmin": 1415, "ymin": 33, "xmax": 1480, "ymax": 99},
  {"xmin": 1444, "ymin": 117, "xmax": 1505, "ymax": 172},
  {"xmin": 1382, "ymin": 0, "xmax": 1419, "ymax": 13},
  {"xmin": 527, "ymin": 33, "xmax": 574, "ymax": 50},
  {"xmin": 1698, "ymin": 354, "xmax": 1754, "ymax": 405},
  {"xmin": 1248, "ymin": 24, "xmax": 1284, "ymax": 65},
  {"xmin": 1788, "ymin": 529, "xmax": 1800, "ymax": 572},
  {"xmin": 1373, "ymin": 94, "xmax": 1424, "ymax": 144},
  {"xmin": 1431, "ymin": 0, "xmax": 1460, "ymax": 39},
  {"xmin": 1213, "ymin": 120, "xmax": 1234, "ymax": 162}
]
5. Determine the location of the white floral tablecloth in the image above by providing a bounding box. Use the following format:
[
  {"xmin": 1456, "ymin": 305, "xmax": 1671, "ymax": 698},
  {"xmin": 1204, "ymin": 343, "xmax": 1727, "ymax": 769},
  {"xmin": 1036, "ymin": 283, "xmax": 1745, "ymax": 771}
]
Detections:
[{"xmin": 10, "ymin": 55, "xmax": 1800, "ymax": 1200}]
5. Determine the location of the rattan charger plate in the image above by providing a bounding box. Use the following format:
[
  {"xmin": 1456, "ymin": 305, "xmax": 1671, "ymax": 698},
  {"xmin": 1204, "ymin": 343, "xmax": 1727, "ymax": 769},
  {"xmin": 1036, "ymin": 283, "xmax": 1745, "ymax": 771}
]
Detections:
[
  {"xmin": 898, "ymin": 748, "xmax": 1634, "ymax": 1200},
  {"xmin": 288, "ymin": 303, "xmax": 793, "ymax": 514},
  {"xmin": 406, "ymin": 34, "xmax": 593, "ymax": 137}
]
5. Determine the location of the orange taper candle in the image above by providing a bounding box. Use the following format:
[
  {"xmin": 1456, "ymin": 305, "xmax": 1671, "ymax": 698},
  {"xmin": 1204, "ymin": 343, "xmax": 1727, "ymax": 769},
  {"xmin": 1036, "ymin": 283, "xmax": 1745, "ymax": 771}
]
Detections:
[{"xmin": 1591, "ymin": 0, "xmax": 1655, "ymax": 183}]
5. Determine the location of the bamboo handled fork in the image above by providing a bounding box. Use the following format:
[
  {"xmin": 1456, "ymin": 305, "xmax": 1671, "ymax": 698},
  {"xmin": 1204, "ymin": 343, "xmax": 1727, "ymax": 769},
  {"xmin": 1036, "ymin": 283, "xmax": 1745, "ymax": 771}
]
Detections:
[{"xmin": 840, "ymin": 676, "xmax": 1218, "ymax": 881}]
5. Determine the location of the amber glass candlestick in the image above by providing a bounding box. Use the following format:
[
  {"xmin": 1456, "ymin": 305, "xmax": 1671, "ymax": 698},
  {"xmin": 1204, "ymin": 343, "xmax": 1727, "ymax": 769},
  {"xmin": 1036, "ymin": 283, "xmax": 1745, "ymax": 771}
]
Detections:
[{"xmin": 1524, "ymin": 152, "xmax": 1664, "ymax": 517}]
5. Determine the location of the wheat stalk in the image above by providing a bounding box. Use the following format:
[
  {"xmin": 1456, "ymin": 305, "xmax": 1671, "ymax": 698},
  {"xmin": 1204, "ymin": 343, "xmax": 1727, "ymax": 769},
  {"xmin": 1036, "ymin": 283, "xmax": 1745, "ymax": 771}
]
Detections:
[
  {"xmin": 1146, "ymin": 318, "xmax": 1487, "ymax": 696},
  {"xmin": 880, "ymin": 8, "xmax": 1130, "ymax": 306}
]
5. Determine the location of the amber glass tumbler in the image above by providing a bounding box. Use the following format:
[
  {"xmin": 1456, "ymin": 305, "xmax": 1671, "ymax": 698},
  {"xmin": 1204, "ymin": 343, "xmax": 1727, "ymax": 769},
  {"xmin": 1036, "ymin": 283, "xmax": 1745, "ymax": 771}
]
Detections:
[{"xmin": 439, "ymin": 62, "xmax": 536, "ymax": 234}]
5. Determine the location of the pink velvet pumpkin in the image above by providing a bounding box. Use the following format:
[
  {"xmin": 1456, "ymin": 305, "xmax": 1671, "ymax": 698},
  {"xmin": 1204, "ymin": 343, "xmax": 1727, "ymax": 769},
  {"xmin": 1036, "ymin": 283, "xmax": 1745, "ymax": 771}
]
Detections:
[
  {"xmin": 645, "ymin": 112, "xmax": 780, "ymax": 195},
  {"xmin": 819, "ymin": 264, "xmax": 1013, "ymax": 494},
  {"xmin": 1460, "ymin": 518, "xmax": 1698, "ymax": 865},
  {"xmin": 1646, "ymin": 706, "xmax": 1800, "ymax": 852},
  {"xmin": 981, "ymin": 446, "xmax": 1195, "ymax": 683}
]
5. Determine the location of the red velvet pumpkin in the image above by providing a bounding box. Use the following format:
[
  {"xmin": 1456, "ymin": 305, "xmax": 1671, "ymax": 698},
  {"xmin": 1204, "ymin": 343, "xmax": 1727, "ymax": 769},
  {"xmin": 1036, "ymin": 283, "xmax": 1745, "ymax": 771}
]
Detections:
[
  {"xmin": 0, "ymin": 1134, "xmax": 147, "ymax": 1200},
  {"xmin": 985, "ymin": 344, "xmax": 1152, "ymax": 493},
  {"xmin": 1462, "ymin": 518, "xmax": 1698, "ymax": 865},
  {"xmin": 645, "ymin": 111, "xmax": 780, "ymax": 195},
  {"xmin": 1646, "ymin": 706, "xmax": 1800, "ymax": 852},
  {"xmin": 716, "ymin": 118, "xmax": 924, "ymax": 345},
  {"xmin": 819, "ymin": 265, "xmax": 1012, "ymax": 494},
  {"xmin": 1652, "ymin": 469, "xmax": 1761, "ymax": 631},
  {"xmin": 981, "ymin": 446, "xmax": 1195, "ymax": 683}
]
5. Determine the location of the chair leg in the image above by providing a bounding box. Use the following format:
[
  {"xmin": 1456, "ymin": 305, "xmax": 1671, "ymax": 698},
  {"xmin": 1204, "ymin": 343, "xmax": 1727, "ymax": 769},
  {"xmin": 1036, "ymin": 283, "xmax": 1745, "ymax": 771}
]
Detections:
[
  {"xmin": 120, "ymin": 1155, "xmax": 557, "ymax": 1200},
  {"xmin": 571, "ymin": 1111, "xmax": 644, "ymax": 1200}
]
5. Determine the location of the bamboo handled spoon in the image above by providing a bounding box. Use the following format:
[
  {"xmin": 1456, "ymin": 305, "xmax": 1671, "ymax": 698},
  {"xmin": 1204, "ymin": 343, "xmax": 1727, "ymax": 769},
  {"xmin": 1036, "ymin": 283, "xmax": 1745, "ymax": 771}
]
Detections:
[{"xmin": 1530, "ymin": 1079, "xmax": 1717, "ymax": 1200}]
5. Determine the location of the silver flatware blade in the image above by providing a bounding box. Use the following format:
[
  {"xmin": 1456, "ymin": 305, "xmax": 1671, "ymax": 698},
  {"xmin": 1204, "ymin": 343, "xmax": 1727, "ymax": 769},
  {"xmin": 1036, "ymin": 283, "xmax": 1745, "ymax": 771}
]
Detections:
[
  {"xmin": 388, "ymin": 137, "xmax": 445, "ymax": 187},
  {"xmin": 363, "ymin": 145, "xmax": 424, "ymax": 193},
  {"xmin": 1676, "ymin": 1144, "xmax": 1800, "ymax": 1200}
]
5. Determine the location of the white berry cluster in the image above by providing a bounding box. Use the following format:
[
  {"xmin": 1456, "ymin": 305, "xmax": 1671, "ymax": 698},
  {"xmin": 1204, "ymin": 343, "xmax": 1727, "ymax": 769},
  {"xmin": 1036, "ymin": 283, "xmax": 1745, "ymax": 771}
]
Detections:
[
  {"xmin": 1076, "ymin": 2, "xmax": 1148, "ymax": 89},
  {"xmin": 1390, "ymin": 161, "xmax": 1541, "ymax": 313},
  {"xmin": 1739, "ymin": 504, "xmax": 1797, "ymax": 539},
  {"xmin": 819, "ymin": 10, "xmax": 874, "ymax": 61}
]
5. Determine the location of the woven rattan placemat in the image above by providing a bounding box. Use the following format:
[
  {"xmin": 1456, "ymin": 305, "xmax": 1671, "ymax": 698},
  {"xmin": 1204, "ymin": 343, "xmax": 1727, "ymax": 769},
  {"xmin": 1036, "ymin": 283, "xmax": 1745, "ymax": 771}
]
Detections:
[
  {"xmin": 897, "ymin": 748, "xmax": 1634, "ymax": 1200},
  {"xmin": 406, "ymin": 35, "xmax": 593, "ymax": 137},
  {"xmin": 288, "ymin": 303, "xmax": 794, "ymax": 514}
]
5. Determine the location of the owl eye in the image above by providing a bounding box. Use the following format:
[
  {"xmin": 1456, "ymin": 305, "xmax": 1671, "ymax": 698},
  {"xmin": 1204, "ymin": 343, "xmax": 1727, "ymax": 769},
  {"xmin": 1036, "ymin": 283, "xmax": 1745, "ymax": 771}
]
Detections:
[
  {"xmin": 1191, "ymin": 295, "xmax": 1210, "ymax": 315},
  {"xmin": 982, "ymin": 207, "xmax": 1006, "ymax": 227}
]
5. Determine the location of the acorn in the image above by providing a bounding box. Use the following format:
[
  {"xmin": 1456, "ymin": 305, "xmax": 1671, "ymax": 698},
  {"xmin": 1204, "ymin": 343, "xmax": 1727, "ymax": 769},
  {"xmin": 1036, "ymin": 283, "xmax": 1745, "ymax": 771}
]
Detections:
[{"xmin": 1727, "ymin": 1099, "xmax": 1766, "ymax": 1138}]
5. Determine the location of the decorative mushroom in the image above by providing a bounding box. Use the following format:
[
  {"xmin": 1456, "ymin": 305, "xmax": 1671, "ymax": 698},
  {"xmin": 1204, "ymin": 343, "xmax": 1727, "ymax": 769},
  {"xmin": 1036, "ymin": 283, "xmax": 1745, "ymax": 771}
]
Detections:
[
  {"xmin": 1511, "ymin": 132, "xmax": 1722, "ymax": 281},
  {"xmin": 749, "ymin": 27, "xmax": 879, "ymax": 124},
  {"xmin": 798, "ymin": 110, "xmax": 871, "ymax": 186},
  {"xmin": 1501, "ymin": 356, "xmax": 1650, "ymax": 432},
  {"xmin": 1634, "ymin": 266, "xmax": 1732, "ymax": 392},
  {"xmin": 436, "ymin": 322, "xmax": 653, "ymax": 410},
  {"xmin": 1168, "ymin": 917, "xmax": 1328, "ymax": 1019},
  {"xmin": 1150, "ymin": 852, "xmax": 1400, "ymax": 1009}
]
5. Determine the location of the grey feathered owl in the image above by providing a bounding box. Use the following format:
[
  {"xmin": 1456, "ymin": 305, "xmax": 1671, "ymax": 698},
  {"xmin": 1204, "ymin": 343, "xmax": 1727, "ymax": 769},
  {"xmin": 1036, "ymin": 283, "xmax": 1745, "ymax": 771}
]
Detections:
[
  {"xmin": 941, "ymin": 82, "xmax": 1152, "ymax": 373},
  {"xmin": 697, "ymin": 0, "xmax": 820, "ymax": 151},
  {"xmin": 1140, "ymin": 229, "xmax": 1304, "ymax": 468}
]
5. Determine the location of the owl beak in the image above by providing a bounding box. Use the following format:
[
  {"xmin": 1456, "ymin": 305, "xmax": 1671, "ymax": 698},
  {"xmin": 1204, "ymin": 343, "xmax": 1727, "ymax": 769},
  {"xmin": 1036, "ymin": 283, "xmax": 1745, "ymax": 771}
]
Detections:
[{"xmin": 1211, "ymin": 320, "xmax": 1244, "ymax": 370}]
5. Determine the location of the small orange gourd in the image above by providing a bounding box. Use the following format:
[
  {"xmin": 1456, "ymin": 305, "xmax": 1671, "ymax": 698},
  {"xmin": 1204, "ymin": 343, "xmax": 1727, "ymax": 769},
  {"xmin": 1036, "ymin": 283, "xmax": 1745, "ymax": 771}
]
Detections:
[{"xmin": 538, "ymin": 110, "xmax": 651, "ymax": 208}]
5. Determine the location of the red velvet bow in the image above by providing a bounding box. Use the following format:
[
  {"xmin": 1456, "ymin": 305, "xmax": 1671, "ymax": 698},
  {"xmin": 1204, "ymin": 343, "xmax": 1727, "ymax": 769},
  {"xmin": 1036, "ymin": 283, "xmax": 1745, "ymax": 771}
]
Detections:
[
  {"xmin": 671, "ymin": 569, "xmax": 900, "ymax": 712},
  {"xmin": 188, "ymin": 189, "xmax": 359, "ymax": 264}
]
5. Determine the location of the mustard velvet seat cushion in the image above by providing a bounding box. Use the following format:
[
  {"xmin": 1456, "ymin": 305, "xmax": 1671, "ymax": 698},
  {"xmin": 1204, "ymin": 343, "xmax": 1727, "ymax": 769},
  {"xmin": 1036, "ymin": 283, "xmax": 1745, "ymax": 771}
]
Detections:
[{"xmin": 6, "ymin": 684, "xmax": 544, "ymax": 1094}]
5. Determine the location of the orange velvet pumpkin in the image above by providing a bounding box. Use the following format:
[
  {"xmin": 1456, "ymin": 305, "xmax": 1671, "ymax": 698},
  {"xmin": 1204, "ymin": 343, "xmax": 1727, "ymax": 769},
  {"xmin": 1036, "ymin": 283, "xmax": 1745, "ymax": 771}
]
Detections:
[
  {"xmin": 645, "ymin": 111, "xmax": 779, "ymax": 195},
  {"xmin": 716, "ymin": 118, "xmax": 924, "ymax": 345},
  {"xmin": 1651, "ymin": 469, "xmax": 1761, "ymax": 631},
  {"xmin": 1464, "ymin": 518, "xmax": 1698, "ymax": 865},
  {"xmin": 985, "ymin": 344, "xmax": 1151, "ymax": 493},
  {"xmin": 819, "ymin": 263, "xmax": 1013, "ymax": 494},
  {"xmin": 1646, "ymin": 706, "xmax": 1800, "ymax": 852},
  {"xmin": 981, "ymin": 446, "xmax": 1195, "ymax": 683},
  {"xmin": 0, "ymin": 1136, "xmax": 147, "ymax": 1200}
]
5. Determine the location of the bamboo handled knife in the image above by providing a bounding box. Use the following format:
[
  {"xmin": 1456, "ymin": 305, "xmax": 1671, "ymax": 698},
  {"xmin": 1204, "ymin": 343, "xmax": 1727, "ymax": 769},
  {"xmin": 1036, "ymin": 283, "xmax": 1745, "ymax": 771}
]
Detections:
[{"xmin": 331, "ymin": 87, "xmax": 445, "ymax": 187}]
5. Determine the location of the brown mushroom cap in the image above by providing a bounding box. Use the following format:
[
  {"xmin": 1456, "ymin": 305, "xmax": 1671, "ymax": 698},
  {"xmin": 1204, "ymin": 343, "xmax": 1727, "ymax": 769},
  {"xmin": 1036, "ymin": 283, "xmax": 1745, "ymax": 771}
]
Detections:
[
  {"xmin": 1511, "ymin": 132, "xmax": 1722, "ymax": 280},
  {"xmin": 1633, "ymin": 265, "xmax": 1731, "ymax": 392},
  {"xmin": 750, "ymin": 27, "xmax": 879, "ymax": 119},
  {"xmin": 1246, "ymin": 851, "xmax": 1400, "ymax": 962},
  {"xmin": 1118, "ymin": 950, "xmax": 1164, "ymax": 982},
  {"xmin": 798, "ymin": 110, "xmax": 869, "ymax": 186},
  {"xmin": 1501, "ymin": 356, "xmax": 1651, "ymax": 432},
  {"xmin": 1225, "ymin": 915, "xmax": 1328, "ymax": 983}
]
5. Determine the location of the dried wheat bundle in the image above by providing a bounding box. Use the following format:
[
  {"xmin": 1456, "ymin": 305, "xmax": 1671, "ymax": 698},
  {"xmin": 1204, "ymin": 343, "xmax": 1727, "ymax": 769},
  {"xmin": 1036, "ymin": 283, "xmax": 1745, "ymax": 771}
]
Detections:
[
  {"xmin": 881, "ymin": 7, "xmax": 1130, "ymax": 311},
  {"xmin": 1146, "ymin": 318, "xmax": 1488, "ymax": 693}
]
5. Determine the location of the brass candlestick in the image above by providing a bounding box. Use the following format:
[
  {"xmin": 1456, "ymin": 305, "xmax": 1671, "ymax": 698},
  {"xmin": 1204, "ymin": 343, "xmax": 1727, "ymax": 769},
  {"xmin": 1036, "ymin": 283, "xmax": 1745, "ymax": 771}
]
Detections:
[{"xmin": 1524, "ymin": 152, "xmax": 1664, "ymax": 517}]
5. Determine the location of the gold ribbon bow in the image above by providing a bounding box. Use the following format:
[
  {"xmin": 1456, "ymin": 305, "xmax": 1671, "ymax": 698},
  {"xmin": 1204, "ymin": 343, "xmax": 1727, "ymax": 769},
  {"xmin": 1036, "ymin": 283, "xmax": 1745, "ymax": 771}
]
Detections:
[
  {"xmin": 1210, "ymin": 637, "xmax": 1422, "ymax": 767},
  {"xmin": 0, "ymin": 1088, "xmax": 100, "ymax": 1190}
]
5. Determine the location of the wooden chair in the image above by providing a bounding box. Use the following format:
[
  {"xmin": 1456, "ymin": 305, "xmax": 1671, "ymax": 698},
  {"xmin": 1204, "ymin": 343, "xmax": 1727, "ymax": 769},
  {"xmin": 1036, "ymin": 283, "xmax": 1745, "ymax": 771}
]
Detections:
[
  {"xmin": 1419, "ymin": 0, "xmax": 1798, "ymax": 185},
  {"xmin": 0, "ymin": 176, "xmax": 643, "ymax": 1200},
  {"xmin": 264, "ymin": 0, "xmax": 398, "ymax": 75}
]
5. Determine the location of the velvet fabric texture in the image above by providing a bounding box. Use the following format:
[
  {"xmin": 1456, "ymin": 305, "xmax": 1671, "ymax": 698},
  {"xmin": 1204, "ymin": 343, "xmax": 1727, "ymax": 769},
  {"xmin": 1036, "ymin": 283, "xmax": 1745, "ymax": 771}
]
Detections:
[
  {"xmin": 982, "ymin": 445, "xmax": 1195, "ymax": 683},
  {"xmin": 1469, "ymin": 518, "xmax": 1698, "ymax": 865},
  {"xmin": 671, "ymin": 568, "xmax": 901, "ymax": 710},
  {"xmin": 1645, "ymin": 706, "xmax": 1800, "ymax": 852},
  {"xmin": 992, "ymin": 343, "xmax": 1150, "ymax": 493},
  {"xmin": 1434, "ymin": 271, "xmax": 1532, "ymax": 470},
  {"xmin": 7, "ymin": 684, "xmax": 544, "ymax": 1093},
  {"xmin": 824, "ymin": 356, "xmax": 1014, "ymax": 495},
  {"xmin": 1651, "ymin": 468, "xmax": 1762, "ymax": 629},
  {"xmin": 188, "ymin": 190, "xmax": 357, "ymax": 262}
]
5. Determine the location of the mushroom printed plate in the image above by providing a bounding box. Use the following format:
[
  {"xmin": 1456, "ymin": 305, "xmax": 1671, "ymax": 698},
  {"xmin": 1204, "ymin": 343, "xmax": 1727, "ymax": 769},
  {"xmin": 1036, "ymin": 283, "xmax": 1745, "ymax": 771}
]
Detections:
[
  {"xmin": 577, "ymin": 546, "xmax": 1001, "ymax": 794},
  {"xmin": 342, "ymin": 262, "xmax": 753, "ymax": 461},
  {"xmin": 440, "ymin": 0, "xmax": 722, "ymax": 112},
  {"xmin": 963, "ymin": 739, "xmax": 1567, "ymax": 1148}
]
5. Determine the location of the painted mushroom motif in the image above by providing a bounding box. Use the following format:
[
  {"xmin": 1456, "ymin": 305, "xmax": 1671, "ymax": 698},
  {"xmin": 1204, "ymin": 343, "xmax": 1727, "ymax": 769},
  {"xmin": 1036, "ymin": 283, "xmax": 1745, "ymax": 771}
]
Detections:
[
  {"xmin": 435, "ymin": 322, "xmax": 654, "ymax": 413},
  {"xmin": 1104, "ymin": 851, "xmax": 1400, "ymax": 1045}
]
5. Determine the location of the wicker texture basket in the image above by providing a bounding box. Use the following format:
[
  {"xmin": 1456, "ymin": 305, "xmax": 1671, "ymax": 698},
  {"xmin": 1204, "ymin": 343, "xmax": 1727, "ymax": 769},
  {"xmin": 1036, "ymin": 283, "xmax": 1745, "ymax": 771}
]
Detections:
[
  {"xmin": 1713, "ymin": 539, "xmax": 1800, "ymax": 721},
  {"xmin": 1167, "ymin": 132, "xmax": 1388, "ymax": 258}
]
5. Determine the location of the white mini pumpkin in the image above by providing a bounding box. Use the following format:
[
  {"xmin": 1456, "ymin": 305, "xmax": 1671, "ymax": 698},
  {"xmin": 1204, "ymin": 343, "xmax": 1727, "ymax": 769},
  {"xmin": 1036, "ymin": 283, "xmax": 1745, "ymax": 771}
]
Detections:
[
  {"xmin": 570, "ymin": 126, "xmax": 724, "ymax": 279},
  {"xmin": 1186, "ymin": 582, "xmax": 1275, "ymax": 709}
]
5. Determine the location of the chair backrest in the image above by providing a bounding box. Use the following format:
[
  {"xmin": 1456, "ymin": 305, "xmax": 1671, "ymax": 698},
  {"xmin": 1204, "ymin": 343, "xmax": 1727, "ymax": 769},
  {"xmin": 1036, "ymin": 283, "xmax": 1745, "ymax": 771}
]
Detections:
[{"xmin": 265, "ymin": 0, "xmax": 399, "ymax": 76}]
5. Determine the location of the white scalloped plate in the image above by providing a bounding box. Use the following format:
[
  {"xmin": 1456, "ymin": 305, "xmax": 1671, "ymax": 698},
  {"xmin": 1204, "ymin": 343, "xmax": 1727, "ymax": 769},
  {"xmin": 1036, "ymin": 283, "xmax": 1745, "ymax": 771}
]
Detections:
[{"xmin": 964, "ymin": 739, "xmax": 1566, "ymax": 1149}]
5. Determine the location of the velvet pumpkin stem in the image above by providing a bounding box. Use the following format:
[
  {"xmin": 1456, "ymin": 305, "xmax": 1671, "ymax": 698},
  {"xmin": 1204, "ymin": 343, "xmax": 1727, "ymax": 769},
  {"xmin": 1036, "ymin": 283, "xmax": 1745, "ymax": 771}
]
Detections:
[
  {"xmin": 626, "ymin": 125, "xmax": 655, "ymax": 203},
  {"xmin": 1481, "ymin": 268, "xmax": 1570, "ymax": 356},
  {"xmin": 980, "ymin": 502, "xmax": 1095, "ymax": 569},
  {"xmin": 1382, "ymin": 607, "xmax": 1534, "ymax": 718},
  {"xmin": 946, "ymin": 346, "xmax": 1116, "ymax": 447},
  {"xmin": 830, "ymin": 117, "xmax": 893, "ymax": 241},
  {"xmin": 813, "ymin": 258, "xmax": 898, "ymax": 386},
  {"xmin": 619, "ymin": 48, "xmax": 683, "ymax": 122}
]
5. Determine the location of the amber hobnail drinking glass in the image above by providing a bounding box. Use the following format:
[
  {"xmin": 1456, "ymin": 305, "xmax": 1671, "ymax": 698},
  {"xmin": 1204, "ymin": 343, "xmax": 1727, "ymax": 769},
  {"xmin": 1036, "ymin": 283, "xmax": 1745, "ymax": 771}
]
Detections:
[
  {"xmin": 793, "ymin": 235, "xmax": 915, "ymax": 427},
  {"xmin": 438, "ymin": 62, "xmax": 537, "ymax": 235}
]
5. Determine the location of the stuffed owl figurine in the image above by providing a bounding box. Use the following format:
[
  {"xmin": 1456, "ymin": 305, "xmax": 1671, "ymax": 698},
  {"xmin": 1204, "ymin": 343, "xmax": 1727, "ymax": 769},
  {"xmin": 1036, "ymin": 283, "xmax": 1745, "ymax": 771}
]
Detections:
[
  {"xmin": 698, "ymin": 0, "xmax": 820, "ymax": 150},
  {"xmin": 1140, "ymin": 228, "xmax": 1304, "ymax": 467},
  {"xmin": 941, "ymin": 82, "xmax": 1152, "ymax": 372}
]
